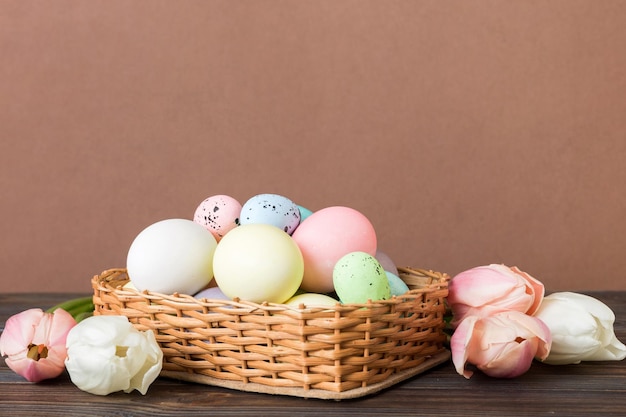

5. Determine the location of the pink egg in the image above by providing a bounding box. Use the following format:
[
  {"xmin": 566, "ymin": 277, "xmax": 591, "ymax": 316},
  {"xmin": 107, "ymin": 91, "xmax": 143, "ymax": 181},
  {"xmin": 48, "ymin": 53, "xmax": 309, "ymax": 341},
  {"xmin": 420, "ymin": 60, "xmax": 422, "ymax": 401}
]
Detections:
[
  {"xmin": 375, "ymin": 250, "xmax": 398, "ymax": 274},
  {"xmin": 291, "ymin": 206, "xmax": 377, "ymax": 293},
  {"xmin": 193, "ymin": 195, "xmax": 242, "ymax": 241}
]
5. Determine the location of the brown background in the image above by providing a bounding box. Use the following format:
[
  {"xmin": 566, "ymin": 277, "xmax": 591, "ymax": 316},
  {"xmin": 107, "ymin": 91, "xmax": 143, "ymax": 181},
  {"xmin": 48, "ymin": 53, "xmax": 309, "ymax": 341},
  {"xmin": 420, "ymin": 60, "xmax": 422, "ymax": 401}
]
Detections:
[{"xmin": 1, "ymin": 1, "xmax": 625, "ymax": 293}]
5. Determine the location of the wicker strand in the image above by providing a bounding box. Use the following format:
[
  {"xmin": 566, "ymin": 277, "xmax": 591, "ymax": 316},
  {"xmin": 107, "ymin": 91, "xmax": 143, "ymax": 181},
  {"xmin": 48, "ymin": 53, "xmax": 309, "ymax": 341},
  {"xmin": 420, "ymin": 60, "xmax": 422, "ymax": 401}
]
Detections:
[{"xmin": 92, "ymin": 266, "xmax": 449, "ymax": 395}]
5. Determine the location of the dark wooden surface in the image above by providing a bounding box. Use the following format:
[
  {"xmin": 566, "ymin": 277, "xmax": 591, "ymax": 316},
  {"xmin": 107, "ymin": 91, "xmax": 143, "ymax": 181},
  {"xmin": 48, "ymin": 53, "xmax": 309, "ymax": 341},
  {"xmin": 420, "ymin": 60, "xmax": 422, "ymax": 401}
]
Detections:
[{"xmin": 1, "ymin": 292, "xmax": 625, "ymax": 417}]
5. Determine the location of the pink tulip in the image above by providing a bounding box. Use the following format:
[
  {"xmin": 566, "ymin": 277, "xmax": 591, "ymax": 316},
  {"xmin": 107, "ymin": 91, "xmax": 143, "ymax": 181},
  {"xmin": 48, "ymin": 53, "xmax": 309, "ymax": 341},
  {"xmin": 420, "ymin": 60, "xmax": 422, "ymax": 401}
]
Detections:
[
  {"xmin": 0, "ymin": 308, "xmax": 77, "ymax": 382},
  {"xmin": 448, "ymin": 264, "xmax": 545, "ymax": 327},
  {"xmin": 451, "ymin": 310, "xmax": 551, "ymax": 378}
]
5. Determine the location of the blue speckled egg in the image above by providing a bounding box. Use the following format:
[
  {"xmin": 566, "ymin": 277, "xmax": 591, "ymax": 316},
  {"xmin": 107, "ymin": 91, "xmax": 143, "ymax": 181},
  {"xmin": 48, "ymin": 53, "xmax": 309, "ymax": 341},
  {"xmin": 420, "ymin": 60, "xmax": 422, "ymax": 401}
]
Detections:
[{"xmin": 239, "ymin": 194, "xmax": 301, "ymax": 234}]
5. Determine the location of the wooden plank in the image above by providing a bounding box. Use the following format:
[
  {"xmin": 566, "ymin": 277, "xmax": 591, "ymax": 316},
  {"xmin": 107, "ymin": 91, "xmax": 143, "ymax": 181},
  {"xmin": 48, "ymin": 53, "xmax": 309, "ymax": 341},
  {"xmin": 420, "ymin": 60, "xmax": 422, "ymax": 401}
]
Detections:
[{"xmin": 1, "ymin": 292, "xmax": 625, "ymax": 416}]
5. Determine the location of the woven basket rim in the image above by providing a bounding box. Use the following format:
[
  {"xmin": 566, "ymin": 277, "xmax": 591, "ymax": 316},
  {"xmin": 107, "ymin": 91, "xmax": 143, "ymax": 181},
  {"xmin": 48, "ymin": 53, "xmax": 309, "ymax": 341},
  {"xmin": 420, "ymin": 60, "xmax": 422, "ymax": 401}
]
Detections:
[
  {"xmin": 91, "ymin": 266, "xmax": 450, "ymax": 398},
  {"xmin": 92, "ymin": 266, "xmax": 449, "ymax": 312}
]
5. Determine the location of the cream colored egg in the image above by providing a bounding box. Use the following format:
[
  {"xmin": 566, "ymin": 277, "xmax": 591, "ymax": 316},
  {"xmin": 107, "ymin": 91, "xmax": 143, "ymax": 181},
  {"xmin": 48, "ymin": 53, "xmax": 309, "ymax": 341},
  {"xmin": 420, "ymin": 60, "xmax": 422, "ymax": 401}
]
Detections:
[
  {"xmin": 284, "ymin": 293, "xmax": 338, "ymax": 308},
  {"xmin": 122, "ymin": 281, "xmax": 137, "ymax": 291},
  {"xmin": 212, "ymin": 223, "xmax": 304, "ymax": 303}
]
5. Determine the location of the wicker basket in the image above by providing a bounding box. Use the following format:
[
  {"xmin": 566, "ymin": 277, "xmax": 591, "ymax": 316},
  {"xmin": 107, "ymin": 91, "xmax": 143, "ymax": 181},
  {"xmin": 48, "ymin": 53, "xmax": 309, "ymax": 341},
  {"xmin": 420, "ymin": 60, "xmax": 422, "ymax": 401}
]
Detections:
[{"xmin": 92, "ymin": 267, "xmax": 450, "ymax": 400}]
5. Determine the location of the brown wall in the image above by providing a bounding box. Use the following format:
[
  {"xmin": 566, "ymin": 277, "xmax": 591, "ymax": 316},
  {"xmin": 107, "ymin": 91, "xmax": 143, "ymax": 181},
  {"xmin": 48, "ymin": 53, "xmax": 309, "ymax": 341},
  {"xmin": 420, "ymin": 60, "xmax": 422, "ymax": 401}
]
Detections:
[{"xmin": 2, "ymin": 1, "xmax": 626, "ymax": 293}]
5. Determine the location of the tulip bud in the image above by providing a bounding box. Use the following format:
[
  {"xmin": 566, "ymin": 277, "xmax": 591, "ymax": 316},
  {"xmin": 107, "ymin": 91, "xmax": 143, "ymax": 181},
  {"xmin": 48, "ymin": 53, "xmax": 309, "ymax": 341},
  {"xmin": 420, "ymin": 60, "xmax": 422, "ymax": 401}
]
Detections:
[
  {"xmin": 448, "ymin": 264, "xmax": 544, "ymax": 327},
  {"xmin": 65, "ymin": 315, "xmax": 163, "ymax": 395},
  {"xmin": 533, "ymin": 292, "xmax": 626, "ymax": 365},
  {"xmin": 0, "ymin": 308, "xmax": 77, "ymax": 382},
  {"xmin": 451, "ymin": 310, "xmax": 551, "ymax": 379}
]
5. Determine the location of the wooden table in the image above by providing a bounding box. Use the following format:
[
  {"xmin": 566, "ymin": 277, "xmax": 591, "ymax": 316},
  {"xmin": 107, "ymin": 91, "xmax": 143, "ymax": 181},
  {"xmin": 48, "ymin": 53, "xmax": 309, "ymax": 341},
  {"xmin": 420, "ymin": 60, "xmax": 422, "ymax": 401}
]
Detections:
[{"xmin": 1, "ymin": 292, "xmax": 625, "ymax": 416}]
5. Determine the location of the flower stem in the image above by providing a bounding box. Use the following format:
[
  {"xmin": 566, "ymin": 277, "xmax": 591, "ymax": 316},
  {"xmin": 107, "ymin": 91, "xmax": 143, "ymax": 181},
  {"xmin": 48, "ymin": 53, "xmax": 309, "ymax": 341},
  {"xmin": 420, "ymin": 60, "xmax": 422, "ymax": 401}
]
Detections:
[{"xmin": 46, "ymin": 296, "xmax": 94, "ymax": 322}]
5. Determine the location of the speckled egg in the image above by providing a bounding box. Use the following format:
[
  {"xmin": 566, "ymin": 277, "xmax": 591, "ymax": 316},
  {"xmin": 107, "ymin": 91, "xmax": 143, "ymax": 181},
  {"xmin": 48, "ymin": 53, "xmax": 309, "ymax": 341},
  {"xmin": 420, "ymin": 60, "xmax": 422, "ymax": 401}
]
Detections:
[
  {"xmin": 291, "ymin": 206, "xmax": 377, "ymax": 293},
  {"xmin": 239, "ymin": 194, "xmax": 301, "ymax": 235},
  {"xmin": 193, "ymin": 195, "xmax": 242, "ymax": 241},
  {"xmin": 386, "ymin": 271, "xmax": 410, "ymax": 296},
  {"xmin": 333, "ymin": 251, "xmax": 391, "ymax": 304}
]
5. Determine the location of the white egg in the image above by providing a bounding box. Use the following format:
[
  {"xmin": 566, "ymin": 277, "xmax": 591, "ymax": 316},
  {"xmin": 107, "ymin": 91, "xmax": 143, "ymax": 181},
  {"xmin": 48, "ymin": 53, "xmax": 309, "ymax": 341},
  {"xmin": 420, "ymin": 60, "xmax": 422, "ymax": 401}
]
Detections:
[{"xmin": 127, "ymin": 218, "xmax": 217, "ymax": 295}]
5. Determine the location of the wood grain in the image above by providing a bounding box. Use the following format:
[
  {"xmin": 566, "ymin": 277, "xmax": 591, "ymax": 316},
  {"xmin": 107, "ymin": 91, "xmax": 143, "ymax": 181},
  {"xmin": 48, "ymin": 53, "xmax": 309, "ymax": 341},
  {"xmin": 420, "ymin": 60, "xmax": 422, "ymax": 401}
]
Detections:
[{"xmin": 1, "ymin": 292, "xmax": 625, "ymax": 416}]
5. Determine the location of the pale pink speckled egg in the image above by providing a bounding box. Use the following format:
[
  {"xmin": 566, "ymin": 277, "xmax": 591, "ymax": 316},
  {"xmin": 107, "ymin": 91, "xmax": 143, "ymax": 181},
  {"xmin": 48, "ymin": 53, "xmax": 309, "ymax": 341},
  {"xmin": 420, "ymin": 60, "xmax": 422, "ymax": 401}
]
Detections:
[
  {"xmin": 291, "ymin": 206, "xmax": 377, "ymax": 293},
  {"xmin": 375, "ymin": 250, "xmax": 398, "ymax": 274},
  {"xmin": 193, "ymin": 195, "xmax": 242, "ymax": 241}
]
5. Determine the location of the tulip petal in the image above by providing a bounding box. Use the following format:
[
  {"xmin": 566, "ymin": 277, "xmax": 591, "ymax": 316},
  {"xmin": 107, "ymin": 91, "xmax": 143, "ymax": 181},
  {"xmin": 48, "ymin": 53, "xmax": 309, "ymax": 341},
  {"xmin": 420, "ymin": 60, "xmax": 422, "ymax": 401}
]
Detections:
[
  {"xmin": 479, "ymin": 311, "xmax": 551, "ymax": 364},
  {"xmin": 510, "ymin": 266, "xmax": 544, "ymax": 315},
  {"xmin": 478, "ymin": 338, "xmax": 535, "ymax": 378},
  {"xmin": 450, "ymin": 316, "xmax": 480, "ymax": 379},
  {"xmin": 535, "ymin": 297, "xmax": 597, "ymax": 339},
  {"xmin": 549, "ymin": 333, "xmax": 601, "ymax": 357},
  {"xmin": 126, "ymin": 330, "xmax": 163, "ymax": 394},
  {"xmin": 48, "ymin": 309, "xmax": 79, "ymax": 347},
  {"xmin": 0, "ymin": 308, "xmax": 76, "ymax": 382},
  {"xmin": 547, "ymin": 292, "xmax": 617, "ymax": 346},
  {"xmin": 448, "ymin": 264, "xmax": 544, "ymax": 327},
  {"xmin": 451, "ymin": 311, "xmax": 551, "ymax": 378},
  {"xmin": 534, "ymin": 292, "xmax": 626, "ymax": 365},
  {"xmin": 65, "ymin": 315, "xmax": 163, "ymax": 395},
  {"xmin": 584, "ymin": 333, "xmax": 626, "ymax": 361},
  {"xmin": 448, "ymin": 265, "xmax": 527, "ymax": 308},
  {"xmin": 0, "ymin": 309, "xmax": 44, "ymax": 356},
  {"xmin": 502, "ymin": 311, "xmax": 551, "ymax": 361}
]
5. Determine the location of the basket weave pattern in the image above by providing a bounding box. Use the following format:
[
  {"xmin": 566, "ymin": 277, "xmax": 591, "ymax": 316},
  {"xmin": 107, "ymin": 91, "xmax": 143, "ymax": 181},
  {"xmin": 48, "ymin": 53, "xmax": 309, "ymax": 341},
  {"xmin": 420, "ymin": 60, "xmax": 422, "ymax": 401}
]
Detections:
[{"xmin": 92, "ymin": 267, "xmax": 449, "ymax": 396}]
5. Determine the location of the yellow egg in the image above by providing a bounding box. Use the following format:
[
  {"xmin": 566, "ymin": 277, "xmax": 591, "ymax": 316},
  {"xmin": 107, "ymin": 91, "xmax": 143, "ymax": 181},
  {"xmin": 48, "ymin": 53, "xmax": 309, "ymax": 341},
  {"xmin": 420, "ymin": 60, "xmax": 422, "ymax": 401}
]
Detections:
[
  {"xmin": 212, "ymin": 224, "xmax": 304, "ymax": 303},
  {"xmin": 122, "ymin": 281, "xmax": 138, "ymax": 291},
  {"xmin": 284, "ymin": 293, "xmax": 339, "ymax": 308}
]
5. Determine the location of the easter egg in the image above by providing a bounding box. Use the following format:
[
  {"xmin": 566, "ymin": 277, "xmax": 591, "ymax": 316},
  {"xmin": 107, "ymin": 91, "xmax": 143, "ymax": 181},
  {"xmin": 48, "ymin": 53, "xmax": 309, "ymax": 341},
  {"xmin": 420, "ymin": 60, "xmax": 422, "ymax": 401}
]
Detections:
[
  {"xmin": 291, "ymin": 206, "xmax": 377, "ymax": 293},
  {"xmin": 239, "ymin": 193, "xmax": 301, "ymax": 234},
  {"xmin": 193, "ymin": 195, "xmax": 241, "ymax": 241},
  {"xmin": 122, "ymin": 281, "xmax": 137, "ymax": 291},
  {"xmin": 127, "ymin": 219, "xmax": 217, "ymax": 295},
  {"xmin": 386, "ymin": 271, "xmax": 410, "ymax": 296},
  {"xmin": 375, "ymin": 250, "xmax": 398, "ymax": 274},
  {"xmin": 333, "ymin": 251, "xmax": 391, "ymax": 304},
  {"xmin": 284, "ymin": 293, "xmax": 338, "ymax": 308},
  {"xmin": 212, "ymin": 223, "xmax": 304, "ymax": 303},
  {"xmin": 297, "ymin": 205, "xmax": 313, "ymax": 222},
  {"xmin": 193, "ymin": 286, "xmax": 230, "ymax": 300}
]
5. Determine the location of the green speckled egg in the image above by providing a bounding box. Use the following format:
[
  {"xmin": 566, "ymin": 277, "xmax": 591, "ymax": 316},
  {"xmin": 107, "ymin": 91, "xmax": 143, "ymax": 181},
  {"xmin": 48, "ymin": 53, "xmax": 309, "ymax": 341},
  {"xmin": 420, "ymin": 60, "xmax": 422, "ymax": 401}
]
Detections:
[{"xmin": 333, "ymin": 251, "xmax": 391, "ymax": 304}]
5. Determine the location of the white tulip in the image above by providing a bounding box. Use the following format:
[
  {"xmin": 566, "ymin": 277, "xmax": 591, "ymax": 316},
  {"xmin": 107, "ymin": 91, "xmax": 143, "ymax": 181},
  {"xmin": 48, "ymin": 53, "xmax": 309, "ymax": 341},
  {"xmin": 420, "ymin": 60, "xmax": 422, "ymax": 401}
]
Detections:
[
  {"xmin": 65, "ymin": 315, "xmax": 163, "ymax": 395},
  {"xmin": 534, "ymin": 292, "xmax": 626, "ymax": 365}
]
